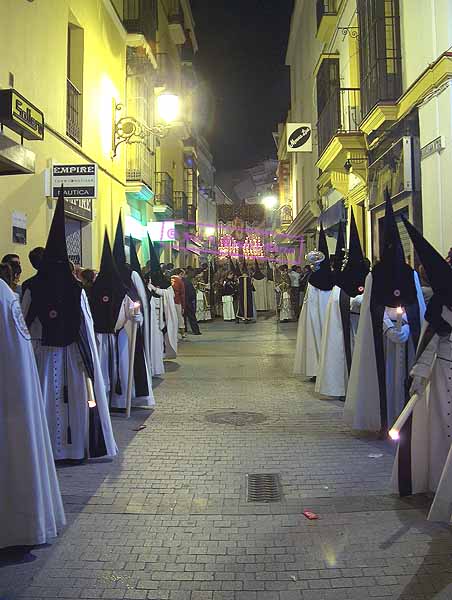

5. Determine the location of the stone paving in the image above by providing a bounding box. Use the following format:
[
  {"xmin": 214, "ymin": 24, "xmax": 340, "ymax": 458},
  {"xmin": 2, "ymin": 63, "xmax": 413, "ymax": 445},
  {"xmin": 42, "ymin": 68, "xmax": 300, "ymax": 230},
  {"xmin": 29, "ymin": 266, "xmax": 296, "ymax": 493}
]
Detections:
[{"xmin": 2, "ymin": 317, "xmax": 452, "ymax": 600}]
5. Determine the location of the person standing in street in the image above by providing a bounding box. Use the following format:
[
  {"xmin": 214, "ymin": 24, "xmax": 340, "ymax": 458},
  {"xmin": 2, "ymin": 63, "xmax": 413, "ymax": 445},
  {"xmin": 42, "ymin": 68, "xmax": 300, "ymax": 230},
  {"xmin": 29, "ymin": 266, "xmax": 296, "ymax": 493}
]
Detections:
[
  {"xmin": 184, "ymin": 267, "xmax": 202, "ymax": 335},
  {"xmin": 21, "ymin": 246, "xmax": 45, "ymax": 299},
  {"xmin": 289, "ymin": 264, "xmax": 302, "ymax": 318},
  {"xmin": 171, "ymin": 268, "xmax": 187, "ymax": 339},
  {"xmin": 0, "ymin": 276, "xmax": 66, "ymax": 548},
  {"xmin": 2, "ymin": 253, "xmax": 22, "ymax": 297},
  {"xmin": 222, "ymin": 271, "xmax": 237, "ymax": 321}
]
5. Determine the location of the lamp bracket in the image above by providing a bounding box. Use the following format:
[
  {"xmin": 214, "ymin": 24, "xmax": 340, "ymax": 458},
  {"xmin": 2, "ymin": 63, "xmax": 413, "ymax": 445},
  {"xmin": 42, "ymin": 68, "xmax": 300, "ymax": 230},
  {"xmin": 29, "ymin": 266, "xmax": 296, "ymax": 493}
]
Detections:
[{"xmin": 112, "ymin": 104, "xmax": 170, "ymax": 158}]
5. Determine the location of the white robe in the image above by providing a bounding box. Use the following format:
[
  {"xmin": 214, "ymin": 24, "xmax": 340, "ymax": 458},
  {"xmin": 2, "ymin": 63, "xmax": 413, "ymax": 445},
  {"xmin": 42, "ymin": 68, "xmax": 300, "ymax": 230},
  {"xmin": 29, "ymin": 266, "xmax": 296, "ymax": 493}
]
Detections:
[
  {"xmin": 196, "ymin": 288, "xmax": 211, "ymax": 321},
  {"xmin": 23, "ymin": 289, "xmax": 118, "ymax": 460},
  {"xmin": 315, "ymin": 286, "xmax": 360, "ymax": 397},
  {"xmin": 253, "ymin": 277, "xmax": 269, "ymax": 311},
  {"xmin": 222, "ymin": 295, "xmax": 235, "ymax": 320},
  {"xmin": 391, "ymin": 308, "xmax": 452, "ymax": 522},
  {"xmin": 0, "ymin": 280, "xmax": 66, "ymax": 548},
  {"xmin": 96, "ymin": 296, "xmax": 155, "ymax": 409},
  {"xmin": 344, "ymin": 272, "xmax": 425, "ymax": 432},
  {"xmin": 149, "ymin": 284, "xmax": 178, "ymax": 359},
  {"xmin": 293, "ymin": 282, "xmax": 332, "ymax": 377},
  {"xmin": 149, "ymin": 298, "xmax": 165, "ymax": 376}
]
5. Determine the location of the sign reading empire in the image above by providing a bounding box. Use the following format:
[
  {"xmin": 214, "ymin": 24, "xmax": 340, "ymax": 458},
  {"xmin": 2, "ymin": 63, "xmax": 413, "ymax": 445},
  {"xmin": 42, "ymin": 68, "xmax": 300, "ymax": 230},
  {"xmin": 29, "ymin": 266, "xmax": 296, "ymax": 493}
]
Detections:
[{"xmin": 52, "ymin": 164, "xmax": 98, "ymax": 199}]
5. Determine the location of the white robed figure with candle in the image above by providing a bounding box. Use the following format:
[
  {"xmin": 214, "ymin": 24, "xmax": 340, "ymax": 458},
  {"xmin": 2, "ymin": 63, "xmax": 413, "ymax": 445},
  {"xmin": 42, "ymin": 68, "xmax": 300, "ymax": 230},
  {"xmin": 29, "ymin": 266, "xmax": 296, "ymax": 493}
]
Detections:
[
  {"xmin": 388, "ymin": 217, "xmax": 452, "ymax": 520},
  {"xmin": 22, "ymin": 189, "xmax": 117, "ymax": 461},
  {"xmin": 294, "ymin": 224, "xmax": 334, "ymax": 378},
  {"xmin": 344, "ymin": 191, "xmax": 425, "ymax": 434},
  {"xmin": 0, "ymin": 277, "xmax": 66, "ymax": 548}
]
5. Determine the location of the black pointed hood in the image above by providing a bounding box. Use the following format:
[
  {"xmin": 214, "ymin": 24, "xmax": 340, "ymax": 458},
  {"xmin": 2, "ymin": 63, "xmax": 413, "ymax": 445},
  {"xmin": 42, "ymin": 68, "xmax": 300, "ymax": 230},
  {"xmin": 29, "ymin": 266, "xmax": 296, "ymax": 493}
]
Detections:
[
  {"xmin": 228, "ymin": 256, "xmax": 236, "ymax": 275},
  {"xmin": 253, "ymin": 259, "xmax": 265, "ymax": 280},
  {"xmin": 235, "ymin": 260, "xmax": 242, "ymax": 276},
  {"xmin": 90, "ymin": 232, "xmax": 127, "ymax": 333},
  {"xmin": 337, "ymin": 208, "xmax": 369, "ymax": 297},
  {"xmin": 371, "ymin": 190, "xmax": 417, "ymax": 307},
  {"xmin": 402, "ymin": 216, "xmax": 452, "ymax": 305},
  {"xmin": 147, "ymin": 234, "xmax": 171, "ymax": 288},
  {"xmin": 309, "ymin": 224, "xmax": 334, "ymax": 291},
  {"xmin": 129, "ymin": 236, "xmax": 142, "ymax": 275},
  {"xmin": 30, "ymin": 186, "xmax": 82, "ymax": 346},
  {"xmin": 112, "ymin": 214, "xmax": 133, "ymax": 289},
  {"xmin": 240, "ymin": 258, "xmax": 249, "ymax": 276},
  {"xmin": 266, "ymin": 260, "xmax": 274, "ymax": 281},
  {"xmin": 332, "ymin": 221, "xmax": 346, "ymax": 277}
]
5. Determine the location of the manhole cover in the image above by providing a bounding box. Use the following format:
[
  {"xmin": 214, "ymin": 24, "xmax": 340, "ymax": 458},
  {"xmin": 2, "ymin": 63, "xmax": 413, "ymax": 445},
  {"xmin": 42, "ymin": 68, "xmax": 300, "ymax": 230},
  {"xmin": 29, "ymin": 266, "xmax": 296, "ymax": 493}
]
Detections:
[
  {"xmin": 247, "ymin": 473, "xmax": 281, "ymax": 502},
  {"xmin": 204, "ymin": 411, "xmax": 268, "ymax": 426}
]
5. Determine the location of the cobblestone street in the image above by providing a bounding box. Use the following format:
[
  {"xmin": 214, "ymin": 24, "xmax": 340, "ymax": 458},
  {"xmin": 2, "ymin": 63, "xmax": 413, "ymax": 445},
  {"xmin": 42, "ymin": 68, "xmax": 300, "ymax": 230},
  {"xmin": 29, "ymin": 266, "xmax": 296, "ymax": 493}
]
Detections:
[{"xmin": 2, "ymin": 318, "xmax": 452, "ymax": 600}]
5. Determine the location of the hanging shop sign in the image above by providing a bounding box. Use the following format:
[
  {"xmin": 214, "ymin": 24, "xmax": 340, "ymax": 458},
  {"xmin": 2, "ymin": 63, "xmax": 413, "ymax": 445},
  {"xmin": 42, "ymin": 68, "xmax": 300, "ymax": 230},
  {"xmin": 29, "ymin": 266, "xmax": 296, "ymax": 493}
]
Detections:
[
  {"xmin": 286, "ymin": 123, "xmax": 312, "ymax": 153},
  {"xmin": 51, "ymin": 163, "xmax": 97, "ymax": 221},
  {"xmin": 0, "ymin": 89, "xmax": 44, "ymax": 141}
]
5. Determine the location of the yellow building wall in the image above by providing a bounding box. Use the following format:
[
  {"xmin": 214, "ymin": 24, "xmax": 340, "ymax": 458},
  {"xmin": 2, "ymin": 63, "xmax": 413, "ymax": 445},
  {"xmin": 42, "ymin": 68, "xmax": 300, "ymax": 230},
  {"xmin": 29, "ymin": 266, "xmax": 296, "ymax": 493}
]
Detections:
[{"xmin": 0, "ymin": 0, "xmax": 127, "ymax": 279}]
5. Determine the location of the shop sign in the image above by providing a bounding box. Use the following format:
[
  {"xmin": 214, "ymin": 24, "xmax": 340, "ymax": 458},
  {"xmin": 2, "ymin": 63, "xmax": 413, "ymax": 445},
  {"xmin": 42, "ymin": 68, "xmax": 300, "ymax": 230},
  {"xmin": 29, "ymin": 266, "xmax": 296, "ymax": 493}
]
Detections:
[
  {"xmin": 63, "ymin": 196, "xmax": 93, "ymax": 221},
  {"xmin": 287, "ymin": 123, "xmax": 312, "ymax": 153},
  {"xmin": 421, "ymin": 136, "xmax": 445, "ymax": 160},
  {"xmin": 0, "ymin": 89, "xmax": 44, "ymax": 141},
  {"xmin": 52, "ymin": 163, "xmax": 97, "ymax": 199}
]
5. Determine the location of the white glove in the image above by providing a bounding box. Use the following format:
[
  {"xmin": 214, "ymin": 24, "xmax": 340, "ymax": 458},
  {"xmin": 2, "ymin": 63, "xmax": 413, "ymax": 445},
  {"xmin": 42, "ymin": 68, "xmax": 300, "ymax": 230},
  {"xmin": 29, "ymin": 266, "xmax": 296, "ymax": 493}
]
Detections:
[
  {"xmin": 409, "ymin": 375, "xmax": 428, "ymax": 397},
  {"xmin": 386, "ymin": 323, "xmax": 410, "ymax": 344},
  {"xmin": 350, "ymin": 294, "xmax": 363, "ymax": 313}
]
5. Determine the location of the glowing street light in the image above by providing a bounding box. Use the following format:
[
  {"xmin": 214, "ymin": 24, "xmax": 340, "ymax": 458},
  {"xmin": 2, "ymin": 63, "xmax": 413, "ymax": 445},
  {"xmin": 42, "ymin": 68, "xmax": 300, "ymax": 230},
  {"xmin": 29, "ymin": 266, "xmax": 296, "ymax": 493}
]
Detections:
[
  {"xmin": 262, "ymin": 194, "xmax": 278, "ymax": 210},
  {"xmin": 157, "ymin": 92, "xmax": 180, "ymax": 124},
  {"xmin": 204, "ymin": 226, "xmax": 216, "ymax": 238}
]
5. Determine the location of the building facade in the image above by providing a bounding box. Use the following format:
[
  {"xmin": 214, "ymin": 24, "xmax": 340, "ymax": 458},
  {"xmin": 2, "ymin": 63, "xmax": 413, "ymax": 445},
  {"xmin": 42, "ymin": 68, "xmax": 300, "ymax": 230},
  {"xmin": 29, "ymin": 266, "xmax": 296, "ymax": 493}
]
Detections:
[
  {"xmin": 282, "ymin": 0, "xmax": 452, "ymax": 263},
  {"xmin": 0, "ymin": 0, "xmax": 210, "ymax": 279}
]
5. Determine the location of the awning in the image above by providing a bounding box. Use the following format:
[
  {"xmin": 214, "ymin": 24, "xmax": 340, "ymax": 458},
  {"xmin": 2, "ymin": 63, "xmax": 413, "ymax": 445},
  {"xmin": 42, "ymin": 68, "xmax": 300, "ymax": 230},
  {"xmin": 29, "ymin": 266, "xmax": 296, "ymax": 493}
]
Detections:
[
  {"xmin": 319, "ymin": 199, "xmax": 346, "ymax": 233},
  {"xmin": 0, "ymin": 134, "xmax": 35, "ymax": 175}
]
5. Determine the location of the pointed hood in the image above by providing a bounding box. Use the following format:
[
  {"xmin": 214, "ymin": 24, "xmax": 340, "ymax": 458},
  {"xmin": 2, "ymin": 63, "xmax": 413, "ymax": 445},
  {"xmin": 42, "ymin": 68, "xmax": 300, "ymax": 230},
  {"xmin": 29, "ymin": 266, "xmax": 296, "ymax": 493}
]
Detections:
[
  {"xmin": 89, "ymin": 232, "xmax": 127, "ymax": 333},
  {"xmin": 309, "ymin": 223, "xmax": 334, "ymax": 291},
  {"xmin": 30, "ymin": 186, "xmax": 82, "ymax": 346},
  {"xmin": 371, "ymin": 190, "xmax": 417, "ymax": 307},
  {"xmin": 129, "ymin": 236, "xmax": 142, "ymax": 275},
  {"xmin": 253, "ymin": 258, "xmax": 265, "ymax": 280},
  {"xmin": 235, "ymin": 260, "xmax": 242, "ymax": 277},
  {"xmin": 332, "ymin": 221, "xmax": 346, "ymax": 277},
  {"xmin": 147, "ymin": 233, "xmax": 171, "ymax": 288},
  {"xmin": 402, "ymin": 216, "xmax": 452, "ymax": 305},
  {"xmin": 228, "ymin": 256, "xmax": 236, "ymax": 275},
  {"xmin": 112, "ymin": 213, "xmax": 134, "ymax": 289},
  {"xmin": 337, "ymin": 208, "xmax": 369, "ymax": 297},
  {"xmin": 240, "ymin": 258, "xmax": 249, "ymax": 276},
  {"xmin": 266, "ymin": 260, "xmax": 274, "ymax": 281}
]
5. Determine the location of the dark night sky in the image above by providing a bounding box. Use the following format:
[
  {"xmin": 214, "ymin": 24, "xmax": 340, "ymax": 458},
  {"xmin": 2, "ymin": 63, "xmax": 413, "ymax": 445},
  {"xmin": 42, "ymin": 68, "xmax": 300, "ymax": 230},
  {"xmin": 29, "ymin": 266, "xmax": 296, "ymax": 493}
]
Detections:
[{"xmin": 191, "ymin": 0, "xmax": 294, "ymax": 172}]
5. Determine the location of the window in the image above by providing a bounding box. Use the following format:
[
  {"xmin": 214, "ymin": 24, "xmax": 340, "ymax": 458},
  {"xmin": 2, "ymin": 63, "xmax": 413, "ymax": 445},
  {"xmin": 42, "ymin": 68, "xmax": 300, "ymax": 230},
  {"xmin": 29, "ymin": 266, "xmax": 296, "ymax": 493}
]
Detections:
[
  {"xmin": 67, "ymin": 23, "xmax": 84, "ymax": 144},
  {"xmin": 316, "ymin": 58, "xmax": 340, "ymax": 155},
  {"xmin": 358, "ymin": 0, "xmax": 402, "ymax": 117}
]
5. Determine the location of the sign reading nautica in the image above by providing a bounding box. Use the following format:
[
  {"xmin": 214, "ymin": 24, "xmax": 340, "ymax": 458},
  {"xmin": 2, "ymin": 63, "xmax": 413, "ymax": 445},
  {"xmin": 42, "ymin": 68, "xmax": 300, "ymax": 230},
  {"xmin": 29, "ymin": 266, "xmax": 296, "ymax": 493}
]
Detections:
[{"xmin": 52, "ymin": 163, "xmax": 98, "ymax": 221}]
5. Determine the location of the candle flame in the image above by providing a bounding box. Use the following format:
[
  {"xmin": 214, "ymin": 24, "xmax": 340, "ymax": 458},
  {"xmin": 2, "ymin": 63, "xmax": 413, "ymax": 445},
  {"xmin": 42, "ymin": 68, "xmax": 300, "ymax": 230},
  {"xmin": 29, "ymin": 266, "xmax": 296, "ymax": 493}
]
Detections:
[
  {"xmin": 396, "ymin": 306, "xmax": 403, "ymax": 315},
  {"xmin": 133, "ymin": 302, "xmax": 140, "ymax": 309},
  {"xmin": 389, "ymin": 428, "xmax": 400, "ymax": 441},
  {"xmin": 88, "ymin": 400, "xmax": 97, "ymax": 408}
]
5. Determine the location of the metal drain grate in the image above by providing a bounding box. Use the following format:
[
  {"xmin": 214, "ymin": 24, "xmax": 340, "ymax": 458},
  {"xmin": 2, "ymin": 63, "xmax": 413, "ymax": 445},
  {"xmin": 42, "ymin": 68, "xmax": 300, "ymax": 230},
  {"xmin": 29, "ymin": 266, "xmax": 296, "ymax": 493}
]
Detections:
[{"xmin": 247, "ymin": 473, "xmax": 281, "ymax": 502}]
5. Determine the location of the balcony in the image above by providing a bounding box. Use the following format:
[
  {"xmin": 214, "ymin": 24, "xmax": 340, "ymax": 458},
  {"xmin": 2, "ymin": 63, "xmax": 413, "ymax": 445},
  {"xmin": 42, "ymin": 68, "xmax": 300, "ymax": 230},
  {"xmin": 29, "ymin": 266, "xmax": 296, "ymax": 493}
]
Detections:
[
  {"xmin": 173, "ymin": 191, "xmax": 189, "ymax": 221},
  {"xmin": 316, "ymin": 0, "xmax": 338, "ymax": 43},
  {"xmin": 66, "ymin": 79, "xmax": 82, "ymax": 144},
  {"xmin": 167, "ymin": 0, "xmax": 186, "ymax": 45},
  {"xmin": 123, "ymin": 0, "xmax": 158, "ymax": 48},
  {"xmin": 155, "ymin": 171, "xmax": 174, "ymax": 210},
  {"xmin": 316, "ymin": 88, "xmax": 366, "ymax": 173}
]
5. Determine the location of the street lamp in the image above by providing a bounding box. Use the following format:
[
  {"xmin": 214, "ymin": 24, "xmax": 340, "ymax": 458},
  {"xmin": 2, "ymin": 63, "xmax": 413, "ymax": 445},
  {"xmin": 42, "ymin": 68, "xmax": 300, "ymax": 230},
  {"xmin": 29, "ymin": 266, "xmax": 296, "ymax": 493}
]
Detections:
[
  {"xmin": 157, "ymin": 92, "xmax": 180, "ymax": 124},
  {"xmin": 262, "ymin": 194, "xmax": 278, "ymax": 210},
  {"xmin": 204, "ymin": 226, "xmax": 216, "ymax": 238}
]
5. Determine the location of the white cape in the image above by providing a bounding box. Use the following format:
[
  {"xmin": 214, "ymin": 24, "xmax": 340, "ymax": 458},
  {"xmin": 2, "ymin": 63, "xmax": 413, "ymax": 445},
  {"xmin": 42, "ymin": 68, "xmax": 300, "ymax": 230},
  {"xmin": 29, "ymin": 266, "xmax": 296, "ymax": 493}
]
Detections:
[
  {"xmin": 24, "ymin": 289, "xmax": 118, "ymax": 460},
  {"xmin": 0, "ymin": 280, "xmax": 66, "ymax": 547},
  {"xmin": 222, "ymin": 295, "xmax": 235, "ymax": 320},
  {"xmin": 253, "ymin": 277, "xmax": 269, "ymax": 311},
  {"xmin": 149, "ymin": 284, "xmax": 178, "ymax": 359},
  {"xmin": 344, "ymin": 272, "xmax": 425, "ymax": 432},
  {"xmin": 293, "ymin": 283, "xmax": 332, "ymax": 377},
  {"xmin": 316, "ymin": 286, "xmax": 359, "ymax": 397}
]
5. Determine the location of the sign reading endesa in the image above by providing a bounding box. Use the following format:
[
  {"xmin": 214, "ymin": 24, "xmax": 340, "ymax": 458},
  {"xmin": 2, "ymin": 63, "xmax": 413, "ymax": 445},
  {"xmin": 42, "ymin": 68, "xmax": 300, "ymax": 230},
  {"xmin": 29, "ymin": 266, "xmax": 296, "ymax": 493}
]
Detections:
[
  {"xmin": 286, "ymin": 123, "xmax": 312, "ymax": 153},
  {"xmin": 52, "ymin": 163, "xmax": 98, "ymax": 222},
  {"xmin": 0, "ymin": 89, "xmax": 44, "ymax": 141}
]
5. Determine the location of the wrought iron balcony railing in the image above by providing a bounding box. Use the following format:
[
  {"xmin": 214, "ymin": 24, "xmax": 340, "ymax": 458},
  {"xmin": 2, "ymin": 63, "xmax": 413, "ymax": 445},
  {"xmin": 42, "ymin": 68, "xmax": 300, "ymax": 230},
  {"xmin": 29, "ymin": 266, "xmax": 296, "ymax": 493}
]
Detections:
[
  {"xmin": 123, "ymin": 0, "xmax": 158, "ymax": 47},
  {"xmin": 173, "ymin": 191, "xmax": 188, "ymax": 221},
  {"xmin": 66, "ymin": 79, "xmax": 82, "ymax": 144},
  {"xmin": 317, "ymin": 88, "xmax": 362, "ymax": 156},
  {"xmin": 316, "ymin": 0, "xmax": 338, "ymax": 30},
  {"xmin": 155, "ymin": 171, "xmax": 174, "ymax": 209}
]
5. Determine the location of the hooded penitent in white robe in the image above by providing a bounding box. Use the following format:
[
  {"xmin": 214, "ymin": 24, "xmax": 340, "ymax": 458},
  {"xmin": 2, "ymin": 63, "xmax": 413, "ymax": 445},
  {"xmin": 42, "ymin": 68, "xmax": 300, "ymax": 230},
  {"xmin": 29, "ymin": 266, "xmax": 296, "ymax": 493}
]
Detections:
[
  {"xmin": 294, "ymin": 282, "xmax": 332, "ymax": 377},
  {"xmin": 391, "ymin": 307, "xmax": 452, "ymax": 521},
  {"xmin": 0, "ymin": 280, "xmax": 66, "ymax": 548},
  {"xmin": 149, "ymin": 297, "xmax": 165, "ymax": 376},
  {"xmin": 316, "ymin": 287, "xmax": 361, "ymax": 397},
  {"xmin": 344, "ymin": 272, "xmax": 425, "ymax": 433},
  {"xmin": 149, "ymin": 283, "xmax": 178, "ymax": 359},
  {"xmin": 23, "ymin": 289, "xmax": 118, "ymax": 460},
  {"xmin": 195, "ymin": 285, "xmax": 211, "ymax": 322}
]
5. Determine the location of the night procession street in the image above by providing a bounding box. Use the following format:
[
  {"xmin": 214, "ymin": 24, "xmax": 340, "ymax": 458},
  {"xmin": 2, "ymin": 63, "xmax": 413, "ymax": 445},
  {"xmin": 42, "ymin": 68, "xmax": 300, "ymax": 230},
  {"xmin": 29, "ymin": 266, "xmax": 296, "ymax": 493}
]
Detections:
[{"xmin": 2, "ymin": 318, "xmax": 452, "ymax": 600}]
